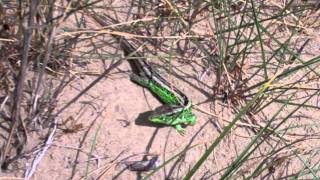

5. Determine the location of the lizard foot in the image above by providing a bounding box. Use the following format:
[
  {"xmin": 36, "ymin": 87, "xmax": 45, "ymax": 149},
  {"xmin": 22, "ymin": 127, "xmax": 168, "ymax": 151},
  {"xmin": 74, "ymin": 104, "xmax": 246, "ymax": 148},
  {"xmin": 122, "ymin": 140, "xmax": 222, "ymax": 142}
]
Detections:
[{"xmin": 175, "ymin": 124, "xmax": 185, "ymax": 135}]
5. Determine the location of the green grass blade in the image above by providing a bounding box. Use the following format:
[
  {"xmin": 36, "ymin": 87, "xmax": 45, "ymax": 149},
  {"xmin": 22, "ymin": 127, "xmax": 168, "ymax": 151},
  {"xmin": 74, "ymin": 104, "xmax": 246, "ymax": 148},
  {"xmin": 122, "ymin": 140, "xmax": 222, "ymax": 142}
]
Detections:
[
  {"xmin": 143, "ymin": 144, "xmax": 199, "ymax": 180},
  {"xmin": 183, "ymin": 67, "xmax": 283, "ymax": 179}
]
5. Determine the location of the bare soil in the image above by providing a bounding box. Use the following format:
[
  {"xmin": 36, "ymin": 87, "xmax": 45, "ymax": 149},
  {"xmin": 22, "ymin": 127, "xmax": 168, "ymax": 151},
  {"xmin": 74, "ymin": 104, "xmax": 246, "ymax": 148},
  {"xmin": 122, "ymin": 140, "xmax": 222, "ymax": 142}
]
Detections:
[{"xmin": 1, "ymin": 0, "xmax": 320, "ymax": 180}]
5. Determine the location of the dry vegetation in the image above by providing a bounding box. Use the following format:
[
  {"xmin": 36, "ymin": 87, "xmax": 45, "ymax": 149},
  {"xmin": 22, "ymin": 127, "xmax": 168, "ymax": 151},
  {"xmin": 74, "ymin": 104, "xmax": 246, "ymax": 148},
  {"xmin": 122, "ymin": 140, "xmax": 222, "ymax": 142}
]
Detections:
[{"xmin": 0, "ymin": 0, "xmax": 320, "ymax": 179}]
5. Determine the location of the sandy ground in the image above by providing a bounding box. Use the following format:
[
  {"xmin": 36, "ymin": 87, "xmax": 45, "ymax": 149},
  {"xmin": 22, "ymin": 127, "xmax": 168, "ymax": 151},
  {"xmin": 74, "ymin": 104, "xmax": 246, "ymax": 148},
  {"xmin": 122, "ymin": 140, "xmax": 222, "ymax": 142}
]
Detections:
[
  {"xmin": 28, "ymin": 58, "xmax": 225, "ymax": 179},
  {"xmin": 1, "ymin": 0, "xmax": 320, "ymax": 179}
]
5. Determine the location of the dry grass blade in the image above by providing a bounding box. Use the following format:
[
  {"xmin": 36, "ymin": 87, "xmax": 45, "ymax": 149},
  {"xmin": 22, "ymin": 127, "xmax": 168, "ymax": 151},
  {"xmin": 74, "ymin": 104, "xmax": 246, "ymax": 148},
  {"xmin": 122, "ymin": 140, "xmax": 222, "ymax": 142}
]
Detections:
[
  {"xmin": 55, "ymin": 59, "xmax": 123, "ymax": 116},
  {"xmin": 1, "ymin": 0, "xmax": 39, "ymax": 168},
  {"xmin": 24, "ymin": 122, "xmax": 57, "ymax": 179},
  {"xmin": 0, "ymin": 0, "xmax": 319, "ymax": 179},
  {"xmin": 30, "ymin": 27, "xmax": 56, "ymax": 118}
]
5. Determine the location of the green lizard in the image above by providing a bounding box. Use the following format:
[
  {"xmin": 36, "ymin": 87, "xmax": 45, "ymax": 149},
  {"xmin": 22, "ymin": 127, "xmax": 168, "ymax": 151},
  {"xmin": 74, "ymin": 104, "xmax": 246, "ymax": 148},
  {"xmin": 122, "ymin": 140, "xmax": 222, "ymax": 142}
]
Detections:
[{"xmin": 90, "ymin": 13, "xmax": 196, "ymax": 134}]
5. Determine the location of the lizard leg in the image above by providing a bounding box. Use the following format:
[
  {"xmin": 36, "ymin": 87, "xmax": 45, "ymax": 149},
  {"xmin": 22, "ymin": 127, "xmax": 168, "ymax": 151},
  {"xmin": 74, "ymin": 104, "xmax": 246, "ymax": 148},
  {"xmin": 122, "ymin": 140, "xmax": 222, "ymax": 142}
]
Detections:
[{"xmin": 175, "ymin": 124, "xmax": 185, "ymax": 135}]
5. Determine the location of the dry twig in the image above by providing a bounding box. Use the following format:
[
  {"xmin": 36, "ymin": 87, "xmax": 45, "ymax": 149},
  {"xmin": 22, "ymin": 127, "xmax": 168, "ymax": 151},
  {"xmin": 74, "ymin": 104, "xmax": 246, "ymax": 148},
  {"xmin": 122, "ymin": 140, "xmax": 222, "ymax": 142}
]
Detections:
[{"xmin": 1, "ymin": 0, "xmax": 39, "ymax": 167}]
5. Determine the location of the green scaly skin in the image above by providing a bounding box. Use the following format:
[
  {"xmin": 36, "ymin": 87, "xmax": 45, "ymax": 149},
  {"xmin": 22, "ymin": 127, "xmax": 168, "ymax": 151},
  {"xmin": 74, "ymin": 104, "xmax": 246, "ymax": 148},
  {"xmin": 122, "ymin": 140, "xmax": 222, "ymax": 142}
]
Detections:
[
  {"xmin": 149, "ymin": 108, "xmax": 196, "ymax": 134},
  {"xmin": 88, "ymin": 12, "xmax": 196, "ymax": 134},
  {"xmin": 131, "ymin": 74, "xmax": 180, "ymax": 105},
  {"xmin": 131, "ymin": 74, "xmax": 196, "ymax": 134}
]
